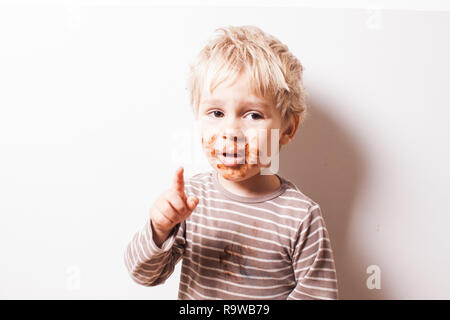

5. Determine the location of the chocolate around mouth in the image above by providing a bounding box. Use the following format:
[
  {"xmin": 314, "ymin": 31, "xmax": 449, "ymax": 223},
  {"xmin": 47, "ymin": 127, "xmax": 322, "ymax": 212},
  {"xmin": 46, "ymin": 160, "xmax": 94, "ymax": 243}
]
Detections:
[{"xmin": 218, "ymin": 154, "xmax": 246, "ymax": 167}]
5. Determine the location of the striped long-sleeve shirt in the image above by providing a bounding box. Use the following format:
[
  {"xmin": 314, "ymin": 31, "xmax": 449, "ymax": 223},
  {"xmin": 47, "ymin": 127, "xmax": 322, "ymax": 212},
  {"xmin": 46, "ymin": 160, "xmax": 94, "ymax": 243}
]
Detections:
[{"xmin": 124, "ymin": 170, "xmax": 338, "ymax": 300}]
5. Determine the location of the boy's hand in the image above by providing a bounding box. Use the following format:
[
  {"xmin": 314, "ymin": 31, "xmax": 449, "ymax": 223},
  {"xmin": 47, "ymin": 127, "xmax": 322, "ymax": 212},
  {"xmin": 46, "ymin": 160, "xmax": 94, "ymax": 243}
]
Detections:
[{"xmin": 150, "ymin": 166, "xmax": 199, "ymax": 247}]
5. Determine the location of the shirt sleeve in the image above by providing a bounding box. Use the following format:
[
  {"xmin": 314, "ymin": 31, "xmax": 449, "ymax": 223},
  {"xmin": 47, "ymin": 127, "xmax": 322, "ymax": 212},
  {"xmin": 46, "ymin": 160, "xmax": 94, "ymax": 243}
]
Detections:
[
  {"xmin": 124, "ymin": 217, "xmax": 186, "ymax": 286},
  {"xmin": 287, "ymin": 204, "xmax": 339, "ymax": 300}
]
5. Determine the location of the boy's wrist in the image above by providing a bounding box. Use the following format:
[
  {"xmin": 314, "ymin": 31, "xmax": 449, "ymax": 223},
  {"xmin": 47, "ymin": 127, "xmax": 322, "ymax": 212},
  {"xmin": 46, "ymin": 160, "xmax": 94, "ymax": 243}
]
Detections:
[{"xmin": 150, "ymin": 219, "xmax": 172, "ymax": 248}]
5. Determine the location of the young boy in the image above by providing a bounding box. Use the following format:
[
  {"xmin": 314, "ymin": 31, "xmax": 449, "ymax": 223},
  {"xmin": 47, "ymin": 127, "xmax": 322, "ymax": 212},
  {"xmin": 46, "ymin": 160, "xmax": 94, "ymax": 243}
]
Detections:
[{"xmin": 124, "ymin": 25, "xmax": 338, "ymax": 300}]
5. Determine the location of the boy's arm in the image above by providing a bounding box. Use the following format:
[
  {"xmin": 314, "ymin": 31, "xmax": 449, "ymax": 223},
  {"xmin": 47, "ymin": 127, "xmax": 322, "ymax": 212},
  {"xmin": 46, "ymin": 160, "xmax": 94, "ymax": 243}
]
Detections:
[
  {"xmin": 124, "ymin": 218, "xmax": 185, "ymax": 287},
  {"xmin": 287, "ymin": 205, "xmax": 339, "ymax": 300},
  {"xmin": 124, "ymin": 167, "xmax": 197, "ymax": 287}
]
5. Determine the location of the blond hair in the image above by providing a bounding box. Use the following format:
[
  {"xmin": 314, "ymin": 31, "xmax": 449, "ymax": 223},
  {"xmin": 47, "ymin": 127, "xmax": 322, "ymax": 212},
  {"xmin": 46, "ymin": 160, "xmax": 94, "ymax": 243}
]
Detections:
[{"xmin": 186, "ymin": 25, "xmax": 308, "ymax": 127}]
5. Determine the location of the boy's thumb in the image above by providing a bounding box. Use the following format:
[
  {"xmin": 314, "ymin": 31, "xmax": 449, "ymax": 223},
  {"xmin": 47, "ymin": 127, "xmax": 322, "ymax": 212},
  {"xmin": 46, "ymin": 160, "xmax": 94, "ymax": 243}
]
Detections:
[{"xmin": 187, "ymin": 196, "xmax": 199, "ymax": 211}]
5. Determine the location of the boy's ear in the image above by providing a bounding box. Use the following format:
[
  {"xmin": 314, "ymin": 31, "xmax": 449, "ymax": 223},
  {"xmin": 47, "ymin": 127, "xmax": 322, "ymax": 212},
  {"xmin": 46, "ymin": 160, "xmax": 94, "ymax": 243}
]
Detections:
[{"xmin": 279, "ymin": 113, "xmax": 301, "ymax": 146}]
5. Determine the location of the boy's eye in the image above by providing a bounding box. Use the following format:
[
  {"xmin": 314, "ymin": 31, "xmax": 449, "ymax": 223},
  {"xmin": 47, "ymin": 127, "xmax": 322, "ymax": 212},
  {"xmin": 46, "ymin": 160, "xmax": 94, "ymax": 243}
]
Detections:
[
  {"xmin": 209, "ymin": 110, "xmax": 224, "ymax": 118},
  {"xmin": 244, "ymin": 112, "xmax": 263, "ymax": 120}
]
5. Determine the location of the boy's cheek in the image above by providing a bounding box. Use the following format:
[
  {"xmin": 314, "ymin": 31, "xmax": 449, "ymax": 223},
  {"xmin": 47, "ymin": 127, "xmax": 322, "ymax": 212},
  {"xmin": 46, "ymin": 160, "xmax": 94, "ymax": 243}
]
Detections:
[
  {"xmin": 245, "ymin": 129, "xmax": 273, "ymax": 167},
  {"xmin": 201, "ymin": 132, "xmax": 218, "ymax": 157},
  {"xmin": 246, "ymin": 131, "xmax": 259, "ymax": 165}
]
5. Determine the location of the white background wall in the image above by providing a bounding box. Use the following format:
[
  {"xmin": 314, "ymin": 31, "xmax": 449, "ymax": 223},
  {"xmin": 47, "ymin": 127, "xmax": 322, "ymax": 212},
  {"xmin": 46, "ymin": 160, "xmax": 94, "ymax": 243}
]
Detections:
[{"xmin": 1, "ymin": 0, "xmax": 449, "ymax": 299}]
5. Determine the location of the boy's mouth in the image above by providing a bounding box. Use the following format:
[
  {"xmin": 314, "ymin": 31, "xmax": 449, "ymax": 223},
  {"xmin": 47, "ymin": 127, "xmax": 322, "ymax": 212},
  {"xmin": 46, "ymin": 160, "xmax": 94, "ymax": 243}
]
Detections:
[
  {"xmin": 218, "ymin": 153, "xmax": 245, "ymax": 166},
  {"xmin": 221, "ymin": 150, "xmax": 245, "ymax": 157},
  {"xmin": 219, "ymin": 143, "xmax": 246, "ymax": 155},
  {"xmin": 217, "ymin": 148, "xmax": 246, "ymax": 166}
]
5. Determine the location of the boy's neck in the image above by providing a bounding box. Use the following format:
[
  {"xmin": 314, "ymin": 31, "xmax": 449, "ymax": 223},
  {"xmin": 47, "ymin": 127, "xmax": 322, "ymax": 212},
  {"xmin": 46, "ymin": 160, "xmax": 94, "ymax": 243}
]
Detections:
[{"xmin": 216, "ymin": 171, "xmax": 281, "ymax": 198}]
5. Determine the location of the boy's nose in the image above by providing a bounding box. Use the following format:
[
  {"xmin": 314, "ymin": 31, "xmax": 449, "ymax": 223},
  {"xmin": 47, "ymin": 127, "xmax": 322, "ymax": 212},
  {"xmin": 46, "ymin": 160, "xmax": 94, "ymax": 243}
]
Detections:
[{"xmin": 222, "ymin": 128, "xmax": 244, "ymax": 141}]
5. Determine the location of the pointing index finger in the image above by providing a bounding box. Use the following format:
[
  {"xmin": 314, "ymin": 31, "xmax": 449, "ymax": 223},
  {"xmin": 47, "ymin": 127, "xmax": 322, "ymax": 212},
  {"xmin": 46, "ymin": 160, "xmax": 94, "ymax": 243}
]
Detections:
[{"xmin": 172, "ymin": 166, "xmax": 185, "ymax": 195}]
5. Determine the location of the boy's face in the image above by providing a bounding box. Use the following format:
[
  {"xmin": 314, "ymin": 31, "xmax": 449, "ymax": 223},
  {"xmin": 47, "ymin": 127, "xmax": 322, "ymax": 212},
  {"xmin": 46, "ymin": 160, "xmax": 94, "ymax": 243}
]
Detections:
[{"xmin": 197, "ymin": 72, "xmax": 284, "ymax": 181}]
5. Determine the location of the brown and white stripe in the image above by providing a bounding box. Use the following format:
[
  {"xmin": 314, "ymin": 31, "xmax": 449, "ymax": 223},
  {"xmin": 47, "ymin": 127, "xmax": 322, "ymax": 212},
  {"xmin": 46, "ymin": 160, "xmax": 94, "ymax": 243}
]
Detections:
[{"xmin": 124, "ymin": 170, "xmax": 338, "ymax": 300}]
